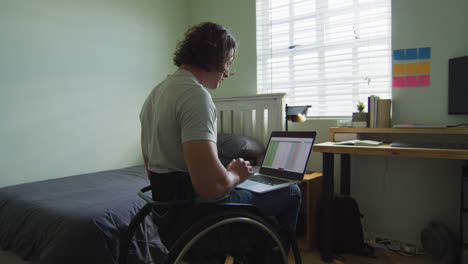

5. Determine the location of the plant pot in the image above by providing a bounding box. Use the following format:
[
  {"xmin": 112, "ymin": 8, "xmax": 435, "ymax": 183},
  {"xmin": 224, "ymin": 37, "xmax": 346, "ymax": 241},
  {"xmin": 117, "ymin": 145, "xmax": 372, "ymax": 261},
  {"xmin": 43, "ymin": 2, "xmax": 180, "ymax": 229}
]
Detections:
[
  {"xmin": 352, "ymin": 112, "xmax": 368, "ymax": 128},
  {"xmin": 352, "ymin": 112, "xmax": 368, "ymax": 121}
]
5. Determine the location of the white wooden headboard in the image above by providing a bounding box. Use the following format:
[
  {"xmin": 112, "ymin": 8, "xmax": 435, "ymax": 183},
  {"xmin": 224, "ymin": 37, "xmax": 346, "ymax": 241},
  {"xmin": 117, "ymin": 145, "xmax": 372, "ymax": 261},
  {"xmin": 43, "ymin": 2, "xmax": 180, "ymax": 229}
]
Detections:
[{"xmin": 213, "ymin": 93, "xmax": 286, "ymax": 146}]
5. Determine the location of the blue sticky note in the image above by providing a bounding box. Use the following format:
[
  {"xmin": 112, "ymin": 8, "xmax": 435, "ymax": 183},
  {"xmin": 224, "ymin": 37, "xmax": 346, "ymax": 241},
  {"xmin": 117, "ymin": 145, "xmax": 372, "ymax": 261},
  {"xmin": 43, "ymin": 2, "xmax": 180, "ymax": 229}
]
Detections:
[
  {"xmin": 419, "ymin": 47, "xmax": 431, "ymax": 59},
  {"xmin": 405, "ymin": 48, "xmax": 417, "ymax": 60},
  {"xmin": 393, "ymin": 49, "xmax": 405, "ymax": 60}
]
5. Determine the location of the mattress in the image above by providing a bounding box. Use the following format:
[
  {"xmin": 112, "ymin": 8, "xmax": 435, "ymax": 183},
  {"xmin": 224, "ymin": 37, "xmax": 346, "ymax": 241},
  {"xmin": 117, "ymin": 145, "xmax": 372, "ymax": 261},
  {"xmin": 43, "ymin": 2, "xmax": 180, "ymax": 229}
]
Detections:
[{"xmin": 0, "ymin": 166, "xmax": 167, "ymax": 264}]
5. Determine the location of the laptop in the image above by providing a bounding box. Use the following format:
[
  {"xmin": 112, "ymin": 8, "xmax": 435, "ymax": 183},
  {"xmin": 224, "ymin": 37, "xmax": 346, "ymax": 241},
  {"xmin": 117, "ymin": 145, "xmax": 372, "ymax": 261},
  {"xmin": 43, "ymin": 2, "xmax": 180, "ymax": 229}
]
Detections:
[{"xmin": 236, "ymin": 131, "xmax": 316, "ymax": 194}]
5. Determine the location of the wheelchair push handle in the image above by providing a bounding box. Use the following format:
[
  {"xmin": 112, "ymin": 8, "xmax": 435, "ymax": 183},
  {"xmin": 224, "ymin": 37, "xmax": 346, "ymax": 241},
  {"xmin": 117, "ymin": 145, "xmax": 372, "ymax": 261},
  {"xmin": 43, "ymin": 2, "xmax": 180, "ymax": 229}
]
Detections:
[{"xmin": 137, "ymin": 186, "xmax": 154, "ymax": 204}]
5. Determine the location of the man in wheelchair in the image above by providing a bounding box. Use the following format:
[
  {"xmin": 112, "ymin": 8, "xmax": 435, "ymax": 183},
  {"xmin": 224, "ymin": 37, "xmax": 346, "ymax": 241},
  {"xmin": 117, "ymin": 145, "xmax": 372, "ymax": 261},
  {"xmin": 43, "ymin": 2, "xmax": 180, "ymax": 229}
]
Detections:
[{"xmin": 138, "ymin": 22, "xmax": 302, "ymax": 263}]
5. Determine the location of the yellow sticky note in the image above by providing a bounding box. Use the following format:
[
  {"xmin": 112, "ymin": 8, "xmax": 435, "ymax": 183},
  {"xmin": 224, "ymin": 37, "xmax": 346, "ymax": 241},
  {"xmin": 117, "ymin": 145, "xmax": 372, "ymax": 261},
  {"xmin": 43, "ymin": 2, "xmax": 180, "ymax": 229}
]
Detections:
[
  {"xmin": 393, "ymin": 64, "xmax": 405, "ymax": 75},
  {"xmin": 405, "ymin": 63, "xmax": 418, "ymax": 75},
  {"xmin": 419, "ymin": 62, "xmax": 431, "ymax": 74}
]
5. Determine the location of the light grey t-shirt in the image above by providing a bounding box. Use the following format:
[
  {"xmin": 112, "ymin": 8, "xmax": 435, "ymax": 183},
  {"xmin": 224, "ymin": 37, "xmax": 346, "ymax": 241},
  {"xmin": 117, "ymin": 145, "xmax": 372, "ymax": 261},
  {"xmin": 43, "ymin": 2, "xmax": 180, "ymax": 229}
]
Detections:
[{"xmin": 140, "ymin": 69, "xmax": 217, "ymax": 173}]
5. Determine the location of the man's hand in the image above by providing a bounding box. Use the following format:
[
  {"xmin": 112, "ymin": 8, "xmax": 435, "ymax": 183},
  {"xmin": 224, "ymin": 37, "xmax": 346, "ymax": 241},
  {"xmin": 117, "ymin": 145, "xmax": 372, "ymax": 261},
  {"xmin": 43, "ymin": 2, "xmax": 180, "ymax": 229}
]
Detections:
[
  {"xmin": 226, "ymin": 158, "xmax": 253, "ymax": 184},
  {"xmin": 183, "ymin": 140, "xmax": 251, "ymax": 200}
]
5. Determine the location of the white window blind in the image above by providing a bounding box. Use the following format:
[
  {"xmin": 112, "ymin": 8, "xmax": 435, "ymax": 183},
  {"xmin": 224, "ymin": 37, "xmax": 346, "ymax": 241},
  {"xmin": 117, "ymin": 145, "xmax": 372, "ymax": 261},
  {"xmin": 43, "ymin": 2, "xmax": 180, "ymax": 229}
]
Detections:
[{"xmin": 256, "ymin": 0, "xmax": 392, "ymax": 117}]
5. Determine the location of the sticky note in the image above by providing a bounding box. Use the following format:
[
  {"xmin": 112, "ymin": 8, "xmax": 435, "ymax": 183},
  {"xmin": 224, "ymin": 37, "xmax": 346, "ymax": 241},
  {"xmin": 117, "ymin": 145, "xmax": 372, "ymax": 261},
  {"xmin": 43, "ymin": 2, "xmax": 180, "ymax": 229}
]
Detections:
[
  {"xmin": 405, "ymin": 48, "xmax": 418, "ymax": 60},
  {"xmin": 393, "ymin": 49, "xmax": 405, "ymax": 60},
  {"xmin": 405, "ymin": 63, "xmax": 418, "ymax": 75},
  {"xmin": 418, "ymin": 75, "xmax": 430, "ymax": 86},
  {"xmin": 393, "ymin": 64, "xmax": 405, "ymax": 75},
  {"xmin": 393, "ymin": 76, "xmax": 405, "ymax": 87},
  {"xmin": 406, "ymin": 75, "xmax": 418, "ymax": 86},
  {"xmin": 419, "ymin": 62, "xmax": 431, "ymax": 74},
  {"xmin": 419, "ymin": 47, "xmax": 431, "ymax": 59}
]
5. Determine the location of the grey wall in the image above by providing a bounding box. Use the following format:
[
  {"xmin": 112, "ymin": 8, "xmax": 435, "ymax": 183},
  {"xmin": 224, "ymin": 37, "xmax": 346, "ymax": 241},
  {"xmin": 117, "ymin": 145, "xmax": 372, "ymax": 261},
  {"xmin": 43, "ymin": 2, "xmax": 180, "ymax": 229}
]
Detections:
[
  {"xmin": 188, "ymin": 0, "xmax": 468, "ymax": 245},
  {"xmin": 0, "ymin": 0, "xmax": 188, "ymax": 187}
]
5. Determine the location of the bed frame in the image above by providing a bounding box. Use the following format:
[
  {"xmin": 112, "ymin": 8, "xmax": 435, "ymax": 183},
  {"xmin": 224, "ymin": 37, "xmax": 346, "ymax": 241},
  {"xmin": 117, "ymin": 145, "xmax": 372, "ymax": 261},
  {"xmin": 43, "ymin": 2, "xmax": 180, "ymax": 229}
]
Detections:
[
  {"xmin": 213, "ymin": 93, "xmax": 286, "ymax": 146},
  {"xmin": 0, "ymin": 93, "xmax": 286, "ymax": 264}
]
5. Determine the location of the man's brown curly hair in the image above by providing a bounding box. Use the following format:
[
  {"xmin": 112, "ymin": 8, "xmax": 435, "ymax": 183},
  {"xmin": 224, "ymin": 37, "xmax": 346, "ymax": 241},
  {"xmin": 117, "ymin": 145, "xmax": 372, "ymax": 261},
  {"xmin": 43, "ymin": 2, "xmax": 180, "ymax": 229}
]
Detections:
[{"xmin": 173, "ymin": 22, "xmax": 237, "ymax": 73}]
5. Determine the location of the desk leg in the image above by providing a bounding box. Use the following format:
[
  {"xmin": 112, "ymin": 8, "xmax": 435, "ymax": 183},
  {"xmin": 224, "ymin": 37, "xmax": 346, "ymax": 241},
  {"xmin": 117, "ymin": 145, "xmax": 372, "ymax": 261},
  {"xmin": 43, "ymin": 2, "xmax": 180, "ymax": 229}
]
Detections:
[
  {"xmin": 320, "ymin": 152, "xmax": 334, "ymax": 262},
  {"xmin": 340, "ymin": 154, "xmax": 351, "ymax": 196}
]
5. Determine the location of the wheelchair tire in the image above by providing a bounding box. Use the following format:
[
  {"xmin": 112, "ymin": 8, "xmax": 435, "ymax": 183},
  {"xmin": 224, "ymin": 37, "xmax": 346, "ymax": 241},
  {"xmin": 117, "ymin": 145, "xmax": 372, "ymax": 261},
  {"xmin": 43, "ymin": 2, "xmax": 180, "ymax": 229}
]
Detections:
[
  {"xmin": 164, "ymin": 209, "xmax": 288, "ymax": 264},
  {"xmin": 119, "ymin": 203, "xmax": 156, "ymax": 264}
]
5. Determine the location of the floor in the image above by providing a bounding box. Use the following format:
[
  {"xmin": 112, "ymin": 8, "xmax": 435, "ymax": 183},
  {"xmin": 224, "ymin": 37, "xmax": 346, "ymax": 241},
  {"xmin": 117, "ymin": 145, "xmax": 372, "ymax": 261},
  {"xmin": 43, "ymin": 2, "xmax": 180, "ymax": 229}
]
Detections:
[{"xmin": 289, "ymin": 249, "xmax": 431, "ymax": 264}]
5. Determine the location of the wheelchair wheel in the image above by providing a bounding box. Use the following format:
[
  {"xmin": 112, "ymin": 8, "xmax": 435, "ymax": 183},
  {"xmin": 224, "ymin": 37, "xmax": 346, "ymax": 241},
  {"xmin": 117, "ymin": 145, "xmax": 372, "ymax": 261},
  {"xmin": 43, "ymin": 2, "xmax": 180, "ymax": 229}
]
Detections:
[
  {"xmin": 164, "ymin": 209, "xmax": 288, "ymax": 264},
  {"xmin": 119, "ymin": 203, "xmax": 167, "ymax": 264}
]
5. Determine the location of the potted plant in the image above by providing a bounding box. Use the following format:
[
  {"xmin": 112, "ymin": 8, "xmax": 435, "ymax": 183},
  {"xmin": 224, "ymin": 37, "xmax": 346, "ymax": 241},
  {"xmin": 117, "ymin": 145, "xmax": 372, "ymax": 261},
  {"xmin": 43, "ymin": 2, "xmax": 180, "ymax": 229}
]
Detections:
[{"xmin": 352, "ymin": 100, "xmax": 368, "ymax": 128}]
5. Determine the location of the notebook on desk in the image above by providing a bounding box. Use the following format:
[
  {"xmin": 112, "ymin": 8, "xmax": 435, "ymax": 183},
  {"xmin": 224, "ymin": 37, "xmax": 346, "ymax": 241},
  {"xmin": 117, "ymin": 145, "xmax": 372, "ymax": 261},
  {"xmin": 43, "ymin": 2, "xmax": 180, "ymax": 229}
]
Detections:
[{"xmin": 236, "ymin": 131, "xmax": 316, "ymax": 194}]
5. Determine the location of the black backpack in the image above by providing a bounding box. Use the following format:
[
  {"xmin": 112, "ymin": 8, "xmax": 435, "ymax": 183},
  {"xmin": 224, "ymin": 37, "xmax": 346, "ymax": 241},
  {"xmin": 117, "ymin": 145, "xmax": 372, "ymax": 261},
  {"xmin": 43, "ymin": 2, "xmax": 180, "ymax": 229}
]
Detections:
[{"xmin": 319, "ymin": 195, "xmax": 374, "ymax": 256}]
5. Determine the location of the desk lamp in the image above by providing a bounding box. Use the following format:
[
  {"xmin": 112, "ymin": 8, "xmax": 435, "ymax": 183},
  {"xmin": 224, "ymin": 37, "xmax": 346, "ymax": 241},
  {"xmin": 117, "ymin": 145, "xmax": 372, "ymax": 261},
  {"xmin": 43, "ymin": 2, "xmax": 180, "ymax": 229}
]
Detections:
[{"xmin": 285, "ymin": 104, "xmax": 311, "ymax": 131}]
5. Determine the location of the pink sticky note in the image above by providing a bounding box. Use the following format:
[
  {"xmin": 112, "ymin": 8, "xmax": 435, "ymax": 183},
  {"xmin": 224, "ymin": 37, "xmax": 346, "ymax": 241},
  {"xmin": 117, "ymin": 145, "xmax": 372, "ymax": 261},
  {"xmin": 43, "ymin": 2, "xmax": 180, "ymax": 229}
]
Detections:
[
  {"xmin": 393, "ymin": 76, "xmax": 405, "ymax": 87},
  {"xmin": 406, "ymin": 75, "xmax": 418, "ymax": 87},
  {"xmin": 418, "ymin": 75, "xmax": 430, "ymax": 86}
]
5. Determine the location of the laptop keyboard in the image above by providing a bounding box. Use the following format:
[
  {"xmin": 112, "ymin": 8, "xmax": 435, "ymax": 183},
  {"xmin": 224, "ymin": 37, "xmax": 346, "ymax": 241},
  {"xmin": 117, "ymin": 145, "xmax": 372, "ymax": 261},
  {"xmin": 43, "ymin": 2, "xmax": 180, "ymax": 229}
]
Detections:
[{"xmin": 249, "ymin": 174, "xmax": 289, "ymax": 186}]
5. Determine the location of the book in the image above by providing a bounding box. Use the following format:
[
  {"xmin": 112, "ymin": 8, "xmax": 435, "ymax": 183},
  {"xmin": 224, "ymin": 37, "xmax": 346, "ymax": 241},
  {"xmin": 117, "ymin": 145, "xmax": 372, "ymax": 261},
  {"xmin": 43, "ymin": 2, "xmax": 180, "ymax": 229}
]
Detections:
[
  {"xmin": 334, "ymin": 139, "xmax": 384, "ymax": 146},
  {"xmin": 376, "ymin": 99, "xmax": 392, "ymax": 128},
  {"xmin": 334, "ymin": 133, "xmax": 359, "ymax": 142},
  {"xmin": 368, "ymin": 95, "xmax": 380, "ymax": 128}
]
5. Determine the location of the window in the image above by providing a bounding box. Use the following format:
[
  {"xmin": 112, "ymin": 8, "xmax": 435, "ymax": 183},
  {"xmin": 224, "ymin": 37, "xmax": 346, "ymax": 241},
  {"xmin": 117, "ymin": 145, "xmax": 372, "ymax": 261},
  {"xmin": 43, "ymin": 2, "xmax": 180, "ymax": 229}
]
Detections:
[{"xmin": 256, "ymin": 0, "xmax": 392, "ymax": 117}]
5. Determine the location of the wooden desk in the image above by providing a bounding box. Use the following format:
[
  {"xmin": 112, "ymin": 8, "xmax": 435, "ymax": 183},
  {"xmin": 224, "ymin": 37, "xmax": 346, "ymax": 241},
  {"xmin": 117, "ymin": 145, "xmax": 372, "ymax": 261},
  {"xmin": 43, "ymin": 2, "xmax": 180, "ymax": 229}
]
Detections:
[
  {"xmin": 314, "ymin": 142, "xmax": 468, "ymax": 160},
  {"xmin": 313, "ymin": 128, "xmax": 468, "ymax": 262}
]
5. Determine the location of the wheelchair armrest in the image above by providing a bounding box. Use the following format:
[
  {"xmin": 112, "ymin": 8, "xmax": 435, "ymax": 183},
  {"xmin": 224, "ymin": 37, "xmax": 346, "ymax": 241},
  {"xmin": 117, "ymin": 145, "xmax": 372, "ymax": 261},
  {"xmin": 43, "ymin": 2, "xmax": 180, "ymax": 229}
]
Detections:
[
  {"xmin": 139, "ymin": 186, "xmax": 273, "ymax": 224},
  {"xmin": 139, "ymin": 186, "xmax": 255, "ymax": 210}
]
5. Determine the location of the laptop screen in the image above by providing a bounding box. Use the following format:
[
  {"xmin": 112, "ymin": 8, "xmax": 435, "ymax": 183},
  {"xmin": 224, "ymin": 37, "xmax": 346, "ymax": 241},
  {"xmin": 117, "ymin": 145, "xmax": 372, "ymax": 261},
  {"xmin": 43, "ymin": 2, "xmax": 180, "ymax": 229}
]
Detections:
[
  {"xmin": 262, "ymin": 137, "xmax": 314, "ymax": 173},
  {"xmin": 259, "ymin": 131, "xmax": 316, "ymax": 181}
]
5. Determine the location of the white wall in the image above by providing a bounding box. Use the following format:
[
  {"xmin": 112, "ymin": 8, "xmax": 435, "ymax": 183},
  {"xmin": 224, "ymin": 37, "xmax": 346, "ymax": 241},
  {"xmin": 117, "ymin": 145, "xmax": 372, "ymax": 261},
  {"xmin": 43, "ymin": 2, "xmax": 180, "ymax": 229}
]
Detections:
[{"xmin": 0, "ymin": 0, "xmax": 188, "ymax": 187}]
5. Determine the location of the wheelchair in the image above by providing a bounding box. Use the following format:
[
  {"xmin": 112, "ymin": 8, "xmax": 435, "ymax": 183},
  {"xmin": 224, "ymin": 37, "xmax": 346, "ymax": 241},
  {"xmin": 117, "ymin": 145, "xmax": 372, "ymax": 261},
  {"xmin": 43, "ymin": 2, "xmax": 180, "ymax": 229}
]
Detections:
[{"xmin": 119, "ymin": 185, "xmax": 303, "ymax": 264}]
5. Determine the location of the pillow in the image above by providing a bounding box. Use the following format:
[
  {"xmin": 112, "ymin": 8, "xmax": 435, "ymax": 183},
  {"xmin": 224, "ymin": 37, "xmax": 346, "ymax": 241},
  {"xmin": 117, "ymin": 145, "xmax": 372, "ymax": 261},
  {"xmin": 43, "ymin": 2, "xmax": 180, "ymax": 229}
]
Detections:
[{"xmin": 217, "ymin": 134, "xmax": 266, "ymax": 167}]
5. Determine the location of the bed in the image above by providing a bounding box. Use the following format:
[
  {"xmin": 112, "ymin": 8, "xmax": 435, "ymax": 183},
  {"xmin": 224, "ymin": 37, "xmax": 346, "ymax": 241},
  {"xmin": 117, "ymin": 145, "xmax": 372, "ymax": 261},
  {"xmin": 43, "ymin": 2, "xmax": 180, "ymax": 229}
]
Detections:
[{"xmin": 0, "ymin": 93, "xmax": 286, "ymax": 264}]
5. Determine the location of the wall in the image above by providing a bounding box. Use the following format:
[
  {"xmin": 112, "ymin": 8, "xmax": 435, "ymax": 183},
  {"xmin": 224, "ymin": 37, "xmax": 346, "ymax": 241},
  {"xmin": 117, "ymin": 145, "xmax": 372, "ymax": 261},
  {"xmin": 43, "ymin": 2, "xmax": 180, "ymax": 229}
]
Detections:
[
  {"xmin": 0, "ymin": 0, "xmax": 188, "ymax": 187},
  {"xmin": 187, "ymin": 0, "xmax": 257, "ymax": 98},
  {"xmin": 354, "ymin": 0, "xmax": 468, "ymax": 244},
  {"xmin": 392, "ymin": 0, "xmax": 468, "ymax": 126},
  {"xmin": 189, "ymin": 0, "xmax": 468, "ymax": 245}
]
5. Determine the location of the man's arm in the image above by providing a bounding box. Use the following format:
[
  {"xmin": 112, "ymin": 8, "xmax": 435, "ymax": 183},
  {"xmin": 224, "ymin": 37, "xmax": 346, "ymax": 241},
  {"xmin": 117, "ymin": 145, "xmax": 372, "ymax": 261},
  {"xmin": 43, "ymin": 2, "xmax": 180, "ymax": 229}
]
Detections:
[{"xmin": 183, "ymin": 140, "xmax": 252, "ymax": 200}]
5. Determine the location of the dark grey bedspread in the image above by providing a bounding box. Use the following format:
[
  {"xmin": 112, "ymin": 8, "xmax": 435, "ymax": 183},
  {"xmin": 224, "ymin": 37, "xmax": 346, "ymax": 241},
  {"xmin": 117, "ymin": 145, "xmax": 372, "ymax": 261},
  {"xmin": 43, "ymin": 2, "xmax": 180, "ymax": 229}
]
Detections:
[{"xmin": 0, "ymin": 166, "xmax": 167, "ymax": 264}]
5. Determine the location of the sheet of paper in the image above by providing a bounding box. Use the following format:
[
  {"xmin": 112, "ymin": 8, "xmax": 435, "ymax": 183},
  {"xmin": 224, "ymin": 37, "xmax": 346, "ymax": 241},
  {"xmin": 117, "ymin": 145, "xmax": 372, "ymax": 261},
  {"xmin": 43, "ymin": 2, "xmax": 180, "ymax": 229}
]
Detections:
[
  {"xmin": 419, "ymin": 62, "xmax": 431, "ymax": 74},
  {"xmin": 405, "ymin": 48, "xmax": 417, "ymax": 60},
  {"xmin": 405, "ymin": 63, "xmax": 418, "ymax": 74},
  {"xmin": 393, "ymin": 49, "xmax": 405, "ymax": 60},
  {"xmin": 418, "ymin": 75, "xmax": 430, "ymax": 86},
  {"xmin": 406, "ymin": 75, "xmax": 418, "ymax": 86},
  {"xmin": 393, "ymin": 76, "xmax": 405, "ymax": 87},
  {"xmin": 393, "ymin": 64, "xmax": 405, "ymax": 75},
  {"xmin": 418, "ymin": 47, "xmax": 431, "ymax": 59}
]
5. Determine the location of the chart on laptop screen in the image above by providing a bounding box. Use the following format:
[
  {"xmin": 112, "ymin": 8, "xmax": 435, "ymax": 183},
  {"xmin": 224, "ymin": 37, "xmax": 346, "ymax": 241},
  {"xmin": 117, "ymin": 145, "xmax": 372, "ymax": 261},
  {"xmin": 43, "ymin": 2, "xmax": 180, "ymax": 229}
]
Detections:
[{"xmin": 262, "ymin": 137, "xmax": 314, "ymax": 173}]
